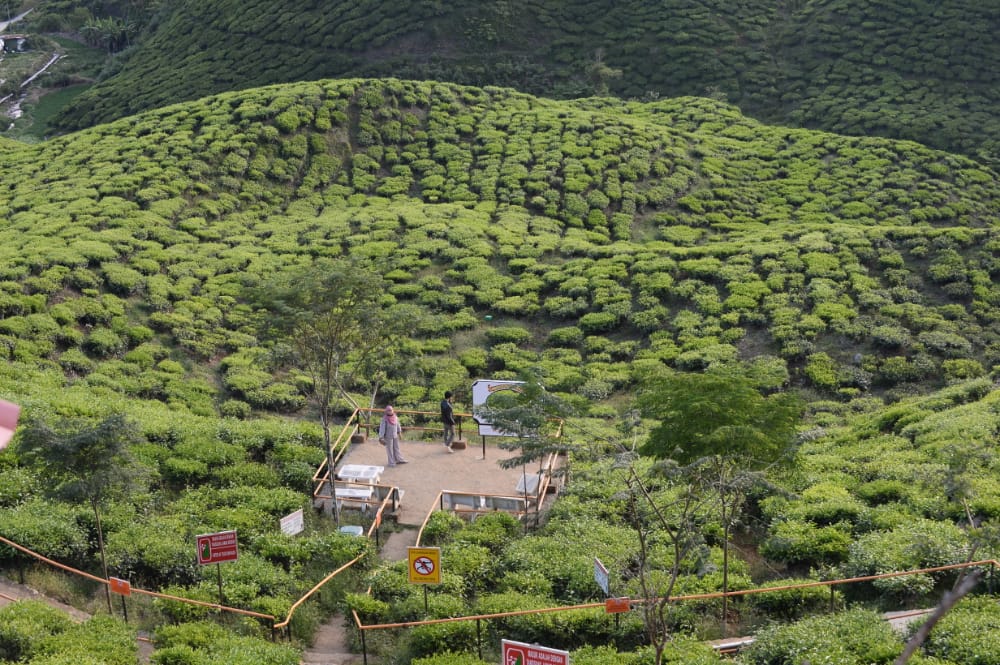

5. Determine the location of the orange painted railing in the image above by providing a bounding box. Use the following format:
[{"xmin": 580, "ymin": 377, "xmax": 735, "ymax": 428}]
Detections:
[
  {"xmin": 0, "ymin": 535, "xmax": 275, "ymax": 624},
  {"xmin": 348, "ymin": 558, "xmax": 998, "ymax": 631}
]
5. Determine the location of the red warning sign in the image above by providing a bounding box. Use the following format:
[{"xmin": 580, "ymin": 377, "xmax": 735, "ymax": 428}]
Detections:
[
  {"xmin": 196, "ymin": 530, "xmax": 239, "ymax": 565},
  {"xmin": 501, "ymin": 639, "xmax": 569, "ymax": 665}
]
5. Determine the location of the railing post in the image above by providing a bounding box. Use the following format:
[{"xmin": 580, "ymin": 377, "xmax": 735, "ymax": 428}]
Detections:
[
  {"xmin": 476, "ymin": 618, "xmax": 482, "ymax": 660},
  {"xmin": 829, "ymin": 584, "xmax": 835, "ymax": 612},
  {"xmin": 361, "ymin": 626, "xmax": 368, "ymax": 665}
]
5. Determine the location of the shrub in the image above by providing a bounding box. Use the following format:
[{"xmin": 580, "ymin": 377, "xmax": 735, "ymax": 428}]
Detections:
[
  {"xmin": 408, "ymin": 619, "xmax": 479, "ymax": 659},
  {"xmin": 152, "ymin": 621, "xmax": 298, "ymax": 665},
  {"xmin": 921, "ymin": 596, "xmax": 1000, "ymax": 664},
  {"xmin": 546, "ymin": 326, "xmax": 584, "ymax": 347},
  {"xmin": 760, "ymin": 520, "xmax": 852, "ymax": 567},
  {"xmin": 484, "ymin": 326, "xmax": 532, "ymax": 345},
  {"xmin": 83, "ymin": 328, "xmax": 125, "ymax": 357},
  {"xmin": 0, "ymin": 600, "xmax": 73, "ymax": 662},
  {"xmin": 579, "ymin": 312, "xmax": 618, "ymax": 333},
  {"xmin": 744, "ymin": 608, "xmax": 902, "ymax": 665},
  {"xmin": 843, "ymin": 519, "xmax": 970, "ymax": 598},
  {"xmin": 855, "ymin": 479, "xmax": 909, "ymax": 505},
  {"xmin": 220, "ymin": 399, "xmax": 251, "ymax": 418},
  {"xmin": 455, "ymin": 511, "xmax": 521, "ymax": 552},
  {"xmin": 804, "ymin": 352, "xmax": 838, "ymax": 390},
  {"xmin": 58, "ymin": 348, "xmax": 94, "ymax": 374},
  {"xmin": 744, "ymin": 578, "xmax": 843, "ymax": 622},
  {"xmin": 941, "ymin": 358, "xmax": 985, "ymax": 381},
  {"xmin": 0, "ymin": 498, "xmax": 89, "ymax": 564},
  {"xmin": 0, "ymin": 467, "xmax": 37, "ymax": 506},
  {"xmin": 36, "ymin": 615, "xmax": 137, "ymax": 665}
]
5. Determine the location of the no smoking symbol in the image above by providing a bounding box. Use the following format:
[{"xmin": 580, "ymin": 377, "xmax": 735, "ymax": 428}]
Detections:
[{"xmin": 413, "ymin": 556, "xmax": 435, "ymax": 575}]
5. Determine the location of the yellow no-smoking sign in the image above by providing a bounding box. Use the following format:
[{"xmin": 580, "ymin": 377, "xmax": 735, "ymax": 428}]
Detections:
[{"xmin": 407, "ymin": 546, "xmax": 441, "ymax": 585}]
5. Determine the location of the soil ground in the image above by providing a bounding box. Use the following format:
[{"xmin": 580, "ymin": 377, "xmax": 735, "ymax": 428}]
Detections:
[{"xmin": 321, "ymin": 434, "xmax": 546, "ymax": 528}]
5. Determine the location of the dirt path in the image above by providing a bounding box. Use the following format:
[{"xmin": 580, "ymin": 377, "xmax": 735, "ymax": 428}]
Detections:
[{"xmin": 0, "ymin": 575, "xmax": 90, "ymax": 620}]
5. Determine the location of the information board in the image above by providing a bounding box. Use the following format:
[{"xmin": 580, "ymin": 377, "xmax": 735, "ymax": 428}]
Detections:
[
  {"xmin": 501, "ymin": 639, "xmax": 570, "ymax": 665},
  {"xmin": 196, "ymin": 530, "xmax": 239, "ymax": 565}
]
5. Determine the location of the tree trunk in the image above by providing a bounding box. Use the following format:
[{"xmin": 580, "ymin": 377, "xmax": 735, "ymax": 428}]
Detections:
[
  {"xmin": 92, "ymin": 500, "xmax": 113, "ymax": 614},
  {"xmin": 321, "ymin": 409, "xmax": 340, "ymax": 525},
  {"xmin": 720, "ymin": 467, "xmax": 730, "ymax": 638}
]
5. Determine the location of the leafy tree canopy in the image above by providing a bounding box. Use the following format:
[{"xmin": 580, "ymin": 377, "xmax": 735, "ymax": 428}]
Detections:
[{"xmin": 637, "ymin": 367, "xmax": 803, "ymax": 466}]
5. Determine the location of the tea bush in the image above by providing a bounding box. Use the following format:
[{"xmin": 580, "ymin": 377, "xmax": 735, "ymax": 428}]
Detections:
[
  {"xmin": 0, "ymin": 601, "xmax": 74, "ymax": 663},
  {"xmin": 843, "ymin": 519, "xmax": 971, "ymax": 598},
  {"xmin": 744, "ymin": 608, "xmax": 902, "ymax": 665},
  {"xmin": 744, "ymin": 578, "xmax": 843, "ymax": 622},
  {"xmin": 920, "ymin": 596, "xmax": 1000, "ymax": 664},
  {"xmin": 151, "ymin": 621, "xmax": 299, "ymax": 665},
  {"xmin": 760, "ymin": 519, "xmax": 852, "ymax": 567}
]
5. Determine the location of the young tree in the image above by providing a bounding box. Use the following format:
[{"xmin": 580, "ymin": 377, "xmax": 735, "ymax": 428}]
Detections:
[
  {"xmin": 572, "ymin": 411, "xmax": 713, "ymax": 665},
  {"xmin": 248, "ymin": 258, "xmax": 410, "ymax": 516},
  {"xmin": 16, "ymin": 413, "xmax": 143, "ymax": 613},
  {"xmin": 638, "ymin": 366, "xmax": 803, "ymax": 634},
  {"xmin": 477, "ymin": 373, "xmax": 571, "ymax": 527},
  {"xmin": 621, "ymin": 455, "xmax": 713, "ymax": 665}
]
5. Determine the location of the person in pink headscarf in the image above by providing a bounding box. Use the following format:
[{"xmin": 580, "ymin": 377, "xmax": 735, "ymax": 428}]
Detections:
[{"xmin": 378, "ymin": 405, "xmax": 407, "ymax": 466}]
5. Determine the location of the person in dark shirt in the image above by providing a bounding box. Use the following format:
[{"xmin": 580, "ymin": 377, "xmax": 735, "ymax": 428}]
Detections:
[{"xmin": 440, "ymin": 390, "xmax": 456, "ymax": 453}]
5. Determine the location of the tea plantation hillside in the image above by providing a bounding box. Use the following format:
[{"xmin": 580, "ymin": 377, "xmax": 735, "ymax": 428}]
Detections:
[
  {"xmin": 40, "ymin": 0, "xmax": 1000, "ymax": 165},
  {"xmin": 3, "ymin": 78, "xmax": 1000, "ymax": 663},
  {"xmin": 3, "ymin": 77, "xmax": 1000, "ymax": 415}
]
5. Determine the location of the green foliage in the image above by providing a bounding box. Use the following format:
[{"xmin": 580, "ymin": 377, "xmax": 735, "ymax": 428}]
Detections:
[
  {"xmin": 408, "ymin": 620, "xmax": 479, "ymax": 659},
  {"xmin": 744, "ymin": 608, "xmax": 902, "ymax": 665},
  {"xmin": 484, "ymin": 326, "xmax": 532, "ymax": 345},
  {"xmin": 35, "ymin": 615, "xmax": 137, "ymax": 665},
  {"xmin": 842, "ymin": 519, "xmax": 971, "ymax": 598},
  {"xmin": 152, "ymin": 621, "xmax": 299, "ymax": 665},
  {"xmin": 638, "ymin": 366, "xmax": 802, "ymax": 465},
  {"xmin": 921, "ymin": 596, "xmax": 1000, "ymax": 665},
  {"xmin": 745, "ymin": 579, "xmax": 843, "ymax": 622},
  {"xmin": 760, "ymin": 519, "xmax": 852, "ymax": 567},
  {"xmin": 0, "ymin": 600, "xmax": 74, "ymax": 663},
  {"xmin": 2, "ymin": 54, "xmax": 1000, "ymax": 664}
]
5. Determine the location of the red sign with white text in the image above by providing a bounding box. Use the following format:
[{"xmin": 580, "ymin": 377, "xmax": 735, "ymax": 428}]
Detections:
[
  {"xmin": 501, "ymin": 639, "xmax": 570, "ymax": 665},
  {"xmin": 196, "ymin": 530, "xmax": 239, "ymax": 565}
]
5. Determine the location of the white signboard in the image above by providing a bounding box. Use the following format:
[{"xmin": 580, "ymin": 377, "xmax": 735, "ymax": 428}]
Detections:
[
  {"xmin": 280, "ymin": 509, "xmax": 304, "ymax": 536},
  {"xmin": 471, "ymin": 379, "xmax": 524, "ymax": 437},
  {"xmin": 594, "ymin": 557, "xmax": 609, "ymax": 596}
]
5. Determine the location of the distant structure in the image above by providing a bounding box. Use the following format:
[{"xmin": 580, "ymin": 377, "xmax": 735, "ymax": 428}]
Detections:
[{"xmin": 0, "ymin": 34, "xmax": 28, "ymax": 53}]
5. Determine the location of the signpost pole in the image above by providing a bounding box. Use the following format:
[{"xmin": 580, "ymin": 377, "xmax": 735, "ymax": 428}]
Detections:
[
  {"xmin": 120, "ymin": 594, "xmax": 128, "ymax": 623},
  {"xmin": 216, "ymin": 563, "xmax": 224, "ymax": 607}
]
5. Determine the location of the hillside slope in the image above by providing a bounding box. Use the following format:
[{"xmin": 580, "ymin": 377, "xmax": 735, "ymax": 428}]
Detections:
[
  {"xmin": 3, "ymin": 78, "xmax": 999, "ymax": 417},
  {"xmin": 46, "ymin": 0, "xmax": 1000, "ymax": 164}
]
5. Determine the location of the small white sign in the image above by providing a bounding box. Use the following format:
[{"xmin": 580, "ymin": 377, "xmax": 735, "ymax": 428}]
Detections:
[
  {"xmin": 594, "ymin": 557, "xmax": 609, "ymax": 596},
  {"xmin": 280, "ymin": 509, "xmax": 304, "ymax": 536}
]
